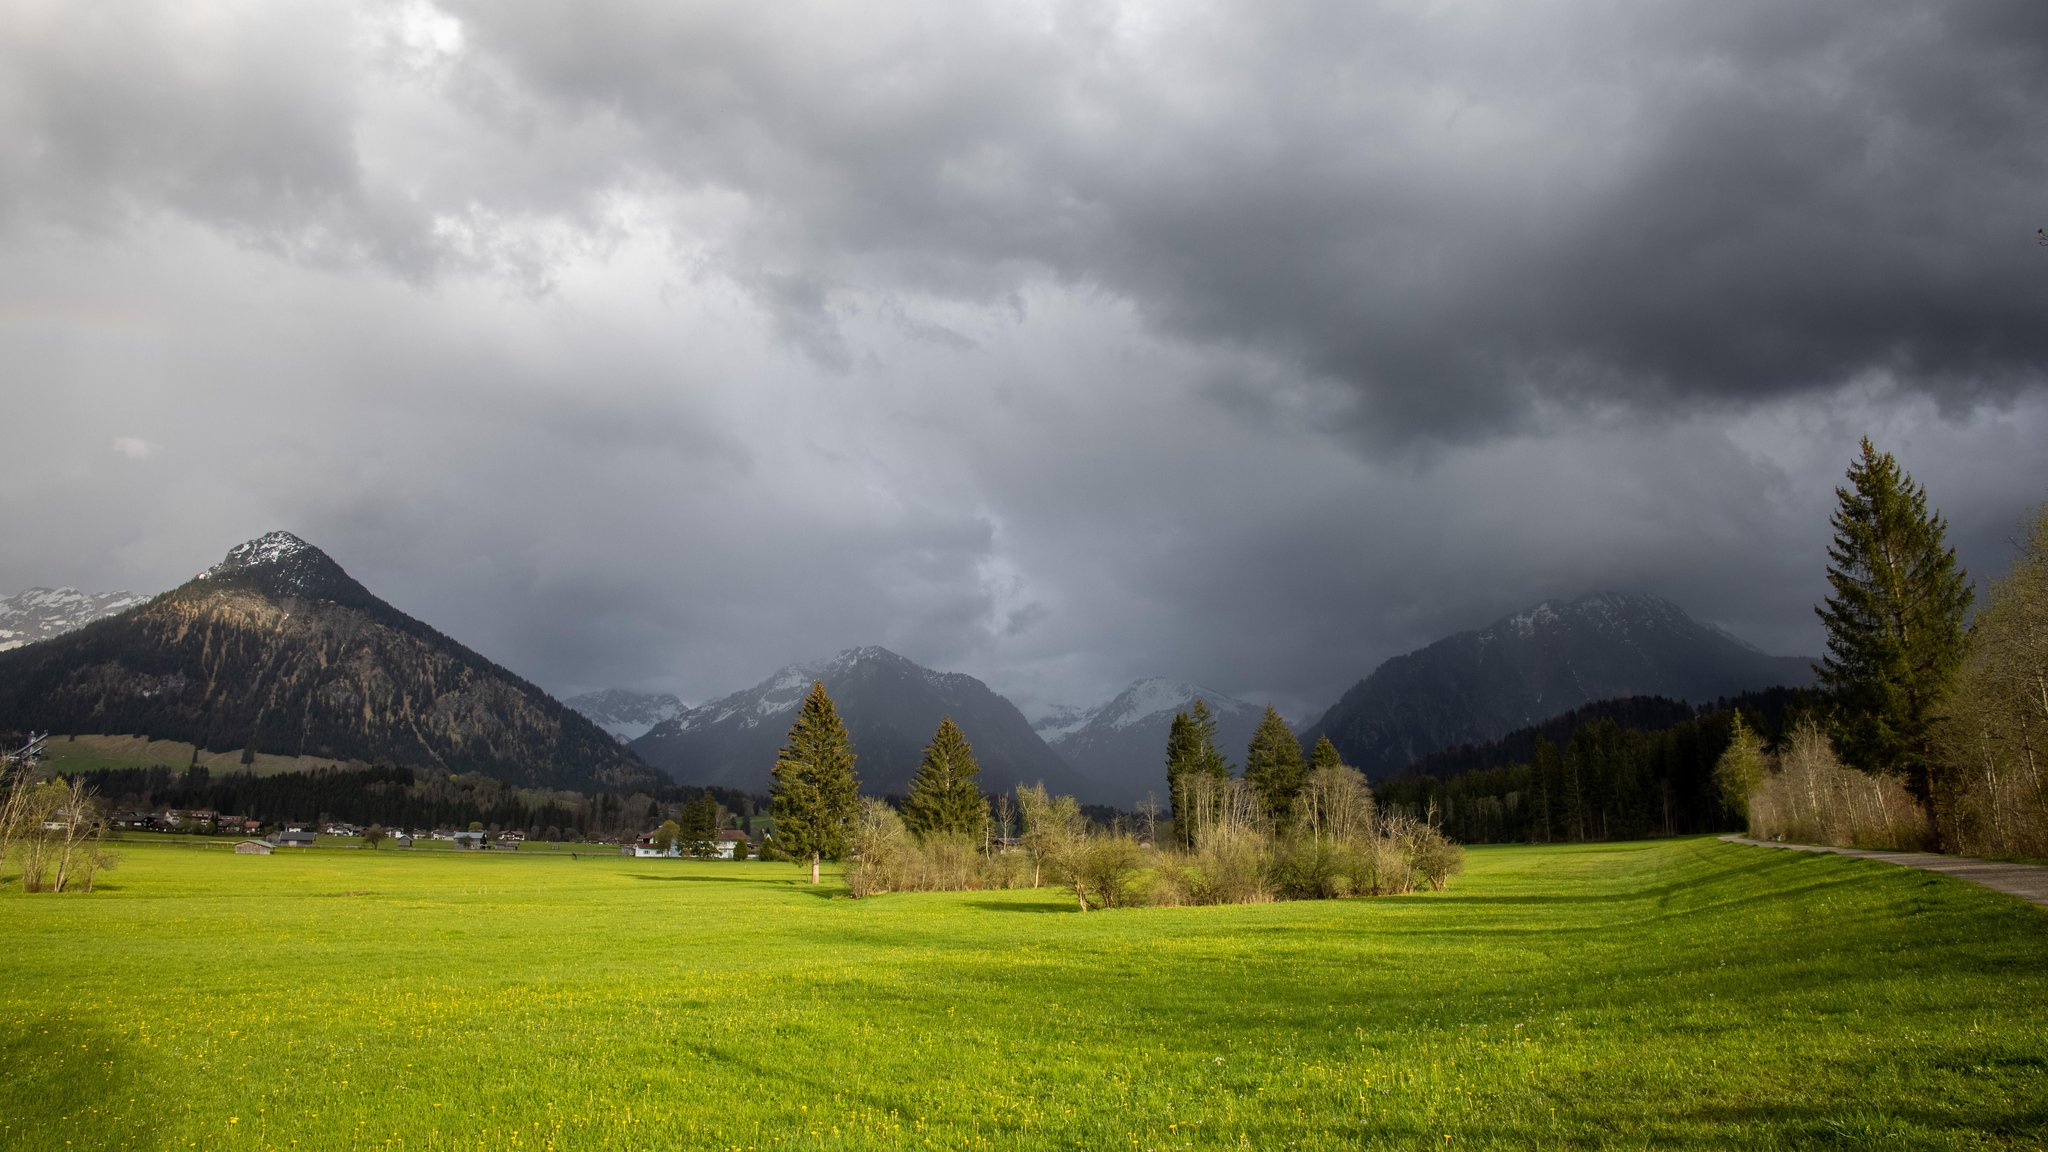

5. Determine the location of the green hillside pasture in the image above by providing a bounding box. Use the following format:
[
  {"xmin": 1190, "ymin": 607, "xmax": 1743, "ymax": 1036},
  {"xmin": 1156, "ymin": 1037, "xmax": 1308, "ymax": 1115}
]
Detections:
[
  {"xmin": 1, "ymin": 839, "xmax": 2042, "ymax": 1150},
  {"xmin": 36, "ymin": 734, "xmax": 360, "ymax": 777}
]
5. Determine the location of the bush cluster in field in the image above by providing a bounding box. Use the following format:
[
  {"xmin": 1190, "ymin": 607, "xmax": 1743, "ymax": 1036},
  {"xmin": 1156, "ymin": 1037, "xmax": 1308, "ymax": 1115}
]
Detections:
[
  {"xmin": 770, "ymin": 679, "xmax": 1465, "ymax": 905},
  {"xmin": 844, "ymin": 779, "xmax": 1463, "ymax": 908}
]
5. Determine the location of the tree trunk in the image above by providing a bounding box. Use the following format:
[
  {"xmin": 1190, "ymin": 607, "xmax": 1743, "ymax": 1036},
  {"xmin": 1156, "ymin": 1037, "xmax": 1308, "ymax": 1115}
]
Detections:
[
  {"xmin": 810, "ymin": 853, "xmax": 820, "ymax": 885},
  {"xmin": 1073, "ymin": 880, "xmax": 1088, "ymax": 912}
]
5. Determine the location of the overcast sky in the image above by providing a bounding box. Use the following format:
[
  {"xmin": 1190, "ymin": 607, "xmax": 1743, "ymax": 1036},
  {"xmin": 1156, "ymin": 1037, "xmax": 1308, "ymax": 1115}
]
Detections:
[{"xmin": 3, "ymin": 0, "xmax": 2046, "ymax": 720}]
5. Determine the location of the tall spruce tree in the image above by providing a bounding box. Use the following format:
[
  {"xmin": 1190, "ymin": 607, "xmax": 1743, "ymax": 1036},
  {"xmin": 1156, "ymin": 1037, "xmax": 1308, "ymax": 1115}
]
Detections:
[
  {"xmin": 1189, "ymin": 699, "xmax": 1232, "ymax": 778},
  {"xmin": 1164, "ymin": 710, "xmax": 1199, "ymax": 847},
  {"xmin": 681, "ymin": 792, "xmax": 720, "ymax": 857},
  {"xmin": 1165, "ymin": 699, "xmax": 1233, "ymax": 846},
  {"xmin": 770, "ymin": 681, "xmax": 861, "ymax": 884},
  {"xmin": 1816, "ymin": 438, "xmax": 1973, "ymax": 838},
  {"xmin": 900, "ymin": 717, "xmax": 992, "ymax": 842},
  {"xmin": 1243, "ymin": 706, "xmax": 1306, "ymax": 825},
  {"xmin": 1531, "ymin": 736, "xmax": 1563, "ymax": 844}
]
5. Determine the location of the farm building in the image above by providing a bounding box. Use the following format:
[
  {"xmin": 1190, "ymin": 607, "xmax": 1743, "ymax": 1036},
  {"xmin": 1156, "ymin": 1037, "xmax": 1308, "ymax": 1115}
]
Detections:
[
  {"xmin": 234, "ymin": 840, "xmax": 273, "ymax": 855},
  {"xmin": 452, "ymin": 831, "xmax": 488, "ymax": 850},
  {"xmin": 267, "ymin": 830, "xmax": 317, "ymax": 848}
]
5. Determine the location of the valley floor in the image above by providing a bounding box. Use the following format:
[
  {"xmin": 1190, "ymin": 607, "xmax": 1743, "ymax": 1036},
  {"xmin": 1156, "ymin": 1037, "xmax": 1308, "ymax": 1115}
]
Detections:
[{"xmin": 1, "ymin": 837, "xmax": 2043, "ymax": 1150}]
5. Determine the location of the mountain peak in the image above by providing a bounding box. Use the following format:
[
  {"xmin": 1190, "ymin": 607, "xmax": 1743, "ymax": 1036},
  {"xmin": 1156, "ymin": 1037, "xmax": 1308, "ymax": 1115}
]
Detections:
[
  {"xmin": 831, "ymin": 644, "xmax": 907, "ymax": 667},
  {"xmin": 1309, "ymin": 589, "xmax": 1815, "ymax": 778},
  {"xmin": 205, "ymin": 531, "xmax": 316, "ymax": 572},
  {"xmin": 195, "ymin": 532, "xmax": 369, "ymax": 605}
]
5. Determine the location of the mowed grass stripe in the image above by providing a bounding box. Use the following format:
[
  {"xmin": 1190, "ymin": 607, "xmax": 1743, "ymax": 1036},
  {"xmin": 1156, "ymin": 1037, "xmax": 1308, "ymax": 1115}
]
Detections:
[{"xmin": 1, "ymin": 837, "xmax": 2042, "ymax": 1150}]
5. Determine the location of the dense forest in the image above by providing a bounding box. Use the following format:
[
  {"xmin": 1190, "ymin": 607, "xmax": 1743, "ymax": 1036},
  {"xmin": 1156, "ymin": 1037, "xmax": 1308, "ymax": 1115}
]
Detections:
[{"xmin": 1377, "ymin": 688, "xmax": 1818, "ymax": 844}]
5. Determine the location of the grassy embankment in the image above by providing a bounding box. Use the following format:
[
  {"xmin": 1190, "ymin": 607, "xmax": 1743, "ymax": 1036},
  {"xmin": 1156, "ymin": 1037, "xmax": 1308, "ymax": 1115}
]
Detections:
[{"xmin": 1, "ymin": 837, "xmax": 2042, "ymax": 1150}]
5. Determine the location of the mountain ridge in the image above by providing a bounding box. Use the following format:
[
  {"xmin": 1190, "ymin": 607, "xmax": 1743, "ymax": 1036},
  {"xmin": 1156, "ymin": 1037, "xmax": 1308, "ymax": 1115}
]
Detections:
[
  {"xmin": 632, "ymin": 646, "xmax": 1093, "ymax": 800},
  {"xmin": 565, "ymin": 688, "xmax": 688, "ymax": 743},
  {"xmin": 1304, "ymin": 590, "xmax": 1817, "ymax": 779},
  {"xmin": 1039, "ymin": 677, "xmax": 1270, "ymax": 809},
  {"xmin": 0, "ymin": 587, "xmax": 149, "ymax": 652}
]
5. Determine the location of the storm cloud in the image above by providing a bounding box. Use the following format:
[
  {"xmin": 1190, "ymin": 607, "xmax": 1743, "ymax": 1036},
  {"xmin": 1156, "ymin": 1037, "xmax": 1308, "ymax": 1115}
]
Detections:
[{"xmin": 3, "ymin": 0, "xmax": 2045, "ymax": 720}]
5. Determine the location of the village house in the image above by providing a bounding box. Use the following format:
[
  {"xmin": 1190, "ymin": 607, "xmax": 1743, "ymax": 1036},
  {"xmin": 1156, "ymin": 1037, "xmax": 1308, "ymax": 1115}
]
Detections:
[
  {"xmin": 624, "ymin": 832, "xmax": 680, "ymax": 858},
  {"xmin": 267, "ymin": 830, "xmax": 317, "ymax": 848},
  {"xmin": 451, "ymin": 831, "xmax": 488, "ymax": 850}
]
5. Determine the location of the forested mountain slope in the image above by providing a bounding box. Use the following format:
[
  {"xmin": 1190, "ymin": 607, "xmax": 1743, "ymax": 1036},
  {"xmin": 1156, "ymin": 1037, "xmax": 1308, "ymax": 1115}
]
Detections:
[{"xmin": 0, "ymin": 532, "xmax": 656, "ymax": 791}]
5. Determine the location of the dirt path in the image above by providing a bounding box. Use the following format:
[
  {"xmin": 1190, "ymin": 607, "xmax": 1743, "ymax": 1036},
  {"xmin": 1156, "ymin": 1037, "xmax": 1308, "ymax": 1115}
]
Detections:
[{"xmin": 1721, "ymin": 835, "xmax": 2048, "ymax": 908}]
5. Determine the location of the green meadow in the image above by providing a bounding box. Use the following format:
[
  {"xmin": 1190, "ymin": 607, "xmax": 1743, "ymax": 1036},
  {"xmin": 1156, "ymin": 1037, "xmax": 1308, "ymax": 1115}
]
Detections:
[{"xmin": 1, "ymin": 838, "xmax": 2042, "ymax": 1151}]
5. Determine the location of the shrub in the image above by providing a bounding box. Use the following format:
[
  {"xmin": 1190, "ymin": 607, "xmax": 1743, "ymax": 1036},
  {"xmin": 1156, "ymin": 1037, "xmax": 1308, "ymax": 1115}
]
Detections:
[
  {"xmin": 845, "ymin": 800, "xmax": 914, "ymax": 899},
  {"xmin": 1749, "ymin": 721, "xmax": 1928, "ymax": 850},
  {"xmin": 1404, "ymin": 823, "xmax": 1466, "ymax": 891},
  {"xmin": 1074, "ymin": 835, "xmax": 1146, "ymax": 908},
  {"xmin": 1273, "ymin": 835, "xmax": 1347, "ymax": 900}
]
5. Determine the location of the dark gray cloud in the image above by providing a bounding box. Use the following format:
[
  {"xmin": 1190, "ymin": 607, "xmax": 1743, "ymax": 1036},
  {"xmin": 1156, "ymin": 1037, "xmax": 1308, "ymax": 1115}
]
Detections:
[
  {"xmin": 2, "ymin": 1, "xmax": 2046, "ymax": 724},
  {"xmin": 435, "ymin": 0, "xmax": 2048, "ymax": 438}
]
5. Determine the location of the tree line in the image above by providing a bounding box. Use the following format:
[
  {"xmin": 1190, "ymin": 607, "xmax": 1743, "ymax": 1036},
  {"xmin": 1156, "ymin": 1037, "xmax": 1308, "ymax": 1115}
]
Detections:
[
  {"xmin": 767, "ymin": 681, "xmax": 1464, "ymax": 907},
  {"xmin": 1374, "ymin": 689, "xmax": 1815, "ymax": 845},
  {"xmin": 52, "ymin": 761, "xmax": 765, "ymax": 844}
]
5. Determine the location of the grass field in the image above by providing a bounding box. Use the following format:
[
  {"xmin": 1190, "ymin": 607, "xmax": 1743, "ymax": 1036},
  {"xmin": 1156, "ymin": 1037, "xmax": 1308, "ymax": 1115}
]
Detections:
[
  {"xmin": 34, "ymin": 734, "xmax": 359, "ymax": 778},
  {"xmin": 1, "ymin": 838, "xmax": 2042, "ymax": 1151}
]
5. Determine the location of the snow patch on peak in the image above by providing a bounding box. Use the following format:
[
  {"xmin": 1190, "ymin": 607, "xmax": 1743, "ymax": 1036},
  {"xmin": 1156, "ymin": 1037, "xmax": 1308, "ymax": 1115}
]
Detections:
[
  {"xmin": 564, "ymin": 689, "xmax": 688, "ymax": 743},
  {"xmin": 1030, "ymin": 703, "xmax": 1095, "ymax": 742},
  {"xmin": 202, "ymin": 531, "xmax": 314, "ymax": 578},
  {"xmin": 1100, "ymin": 677, "xmax": 1235, "ymax": 731}
]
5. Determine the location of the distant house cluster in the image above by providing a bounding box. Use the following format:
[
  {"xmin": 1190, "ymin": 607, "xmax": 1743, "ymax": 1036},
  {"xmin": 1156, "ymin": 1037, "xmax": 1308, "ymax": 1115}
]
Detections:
[
  {"xmin": 112, "ymin": 809, "xmax": 263, "ymax": 835},
  {"xmin": 623, "ymin": 828, "xmax": 757, "ymax": 859}
]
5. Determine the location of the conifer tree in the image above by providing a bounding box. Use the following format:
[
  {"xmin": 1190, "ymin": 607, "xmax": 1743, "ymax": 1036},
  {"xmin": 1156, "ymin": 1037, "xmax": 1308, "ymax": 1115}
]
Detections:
[
  {"xmin": 1308, "ymin": 734, "xmax": 1344, "ymax": 776},
  {"xmin": 1817, "ymin": 438, "xmax": 1973, "ymax": 838},
  {"xmin": 681, "ymin": 792, "xmax": 720, "ymax": 857},
  {"xmin": 1243, "ymin": 706, "xmax": 1306, "ymax": 825},
  {"xmin": 1165, "ymin": 699, "xmax": 1233, "ymax": 846},
  {"xmin": 1189, "ymin": 699, "xmax": 1232, "ymax": 778},
  {"xmin": 1531, "ymin": 737, "xmax": 1563, "ymax": 844},
  {"xmin": 900, "ymin": 717, "xmax": 992, "ymax": 842},
  {"xmin": 770, "ymin": 681, "xmax": 861, "ymax": 884}
]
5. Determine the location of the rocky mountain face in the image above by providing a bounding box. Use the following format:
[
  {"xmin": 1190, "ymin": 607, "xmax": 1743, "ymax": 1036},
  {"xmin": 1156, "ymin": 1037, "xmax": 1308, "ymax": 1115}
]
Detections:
[
  {"xmin": 1304, "ymin": 591, "xmax": 1817, "ymax": 779},
  {"xmin": 1035, "ymin": 678, "xmax": 1270, "ymax": 809},
  {"xmin": 0, "ymin": 532, "xmax": 657, "ymax": 791},
  {"xmin": 632, "ymin": 646, "xmax": 1090, "ymax": 800},
  {"xmin": 564, "ymin": 689, "xmax": 688, "ymax": 743},
  {"xmin": 0, "ymin": 587, "xmax": 148, "ymax": 651}
]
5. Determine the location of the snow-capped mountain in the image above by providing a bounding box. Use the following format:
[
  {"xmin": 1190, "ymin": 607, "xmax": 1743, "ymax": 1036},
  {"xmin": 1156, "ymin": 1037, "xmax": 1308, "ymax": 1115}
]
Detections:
[
  {"xmin": 1029, "ymin": 703, "xmax": 1094, "ymax": 743},
  {"xmin": 1043, "ymin": 678, "xmax": 1271, "ymax": 809},
  {"xmin": 564, "ymin": 689, "xmax": 689, "ymax": 743},
  {"xmin": 0, "ymin": 587, "xmax": 148, "ymax": 651},
  {"xmin": 633, "ymin": 646, "xmax": 1090, "ymax": 800},
  {"xmin": 1304, "ymin": 590, "xmax": 1817, "ymax": 779}
]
